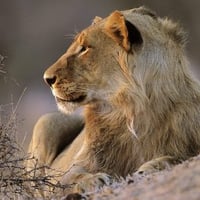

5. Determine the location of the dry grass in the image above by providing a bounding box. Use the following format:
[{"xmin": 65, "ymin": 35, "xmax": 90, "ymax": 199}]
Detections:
[
  {"xmin": 0, "ymin": 54, "xmax": 6, "ymax": 74},
  {"xmin": 0, "ymin": 106, "xmax": 72, "ymax": 199},
  {"xmin": 1, "ymin": 107, "xmax": 32, "ymax": 199},
  {"xmin": 0, "ymin": 55, "xmax": 69, "ymax": 199}
]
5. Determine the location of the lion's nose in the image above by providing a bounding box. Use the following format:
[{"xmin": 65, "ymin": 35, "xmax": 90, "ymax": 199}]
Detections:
[{"xmin": 44, "ymin": 74, "xmax": 57, "ymax": 87}]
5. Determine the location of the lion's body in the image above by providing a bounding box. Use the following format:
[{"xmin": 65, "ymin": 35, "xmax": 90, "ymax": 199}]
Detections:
[{"xmin": 27, "ymin": 7, "xmax": 200, "ymax": 194}]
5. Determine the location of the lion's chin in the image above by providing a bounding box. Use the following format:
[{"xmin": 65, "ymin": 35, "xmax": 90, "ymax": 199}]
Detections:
[
  {"xmin": 57, "ymin": 100, "xmax": 79, "ymax": 114},
  {"xmin": 55, "ymin": 94, "xmax": 86, "ymax": 103},
  {"xmin": 55, "ymin": 96, "xmax": 86, "ymax": 114}
]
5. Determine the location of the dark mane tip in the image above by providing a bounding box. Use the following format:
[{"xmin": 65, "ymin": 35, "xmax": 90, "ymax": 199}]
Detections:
[{"xmin": 134, "ymin": 6, "xmax": 158, "ymax": 19}]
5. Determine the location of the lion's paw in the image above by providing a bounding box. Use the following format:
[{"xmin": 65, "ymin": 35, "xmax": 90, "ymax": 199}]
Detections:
[
  {"xmin": 136, "ymin": 156, "xmax": 175, "ymax": 175},
  {"xmin": 136, "ymin": 161, "xmax": 159, "ymax": 175},
  {"xmin": 72, "ymin": 172, "xmax": 112, "ymax": 194}
]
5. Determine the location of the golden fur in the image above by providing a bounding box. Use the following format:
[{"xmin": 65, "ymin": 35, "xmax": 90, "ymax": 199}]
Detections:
[{"xmin": 28, "ymin": 7, "xmax": 200, "ymax": 194}]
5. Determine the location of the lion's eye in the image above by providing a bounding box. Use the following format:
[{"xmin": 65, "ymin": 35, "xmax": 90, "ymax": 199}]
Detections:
[
  {"xmin": 80, "ymin": 46, "xmax": 87, "ymax": 52},
  {"xmin": 78, "ymin": 45, "xmax": 89, "ymax": 57}
]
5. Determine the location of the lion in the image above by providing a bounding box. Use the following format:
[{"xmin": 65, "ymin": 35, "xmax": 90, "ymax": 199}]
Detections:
[{"xmin": 27, "ymin": 7, "xmax": 200, "ymax": 195}]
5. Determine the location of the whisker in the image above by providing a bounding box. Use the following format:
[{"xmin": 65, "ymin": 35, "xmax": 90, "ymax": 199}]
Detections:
[{"xmin": 64, "ymin": 34, "xmax": 76, "ymax": 40}]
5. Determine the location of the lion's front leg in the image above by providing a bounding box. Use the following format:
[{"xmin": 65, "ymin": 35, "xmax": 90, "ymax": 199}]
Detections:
[
  {"xmin": 137, "ymin": 156, "xmax": 178, "ymax": 174},
  {"xmin": 60, "ymin": 165, "xmax": 113, "ymax": 194},
  {"xmin": 27, "ymin": 112, "xmax": 84, "ymax": 168}
]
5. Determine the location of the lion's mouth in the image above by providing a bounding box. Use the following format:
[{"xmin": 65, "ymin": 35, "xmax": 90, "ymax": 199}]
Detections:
[{"xmin": 55, "ymin": 94, "xmax": 86, "ymax": 103}]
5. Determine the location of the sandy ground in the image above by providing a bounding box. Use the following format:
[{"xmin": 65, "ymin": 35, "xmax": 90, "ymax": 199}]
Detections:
[{"xmin": 77, "ymin": 155, "xmax": 200, "ymax": 200}]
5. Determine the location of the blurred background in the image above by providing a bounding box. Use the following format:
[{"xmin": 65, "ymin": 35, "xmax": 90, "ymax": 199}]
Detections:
[{"xmin": 0, "ymin": 0, "xmax": 200, "ymax": 149}]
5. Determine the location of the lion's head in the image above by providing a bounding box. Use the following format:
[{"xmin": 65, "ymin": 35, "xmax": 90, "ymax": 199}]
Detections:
[{"xmin": 44, "ymin": 7, "xmax": 189, "ymax": 124}]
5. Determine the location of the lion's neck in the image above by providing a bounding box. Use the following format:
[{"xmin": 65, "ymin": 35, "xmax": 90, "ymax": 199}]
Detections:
[
  {"xmin": 82, "ymin": 101, "xmax": 140, "ymax": 176},
  {"xmin": 84, "ymin": 101, "xmax": 127, "ymax": 138}
]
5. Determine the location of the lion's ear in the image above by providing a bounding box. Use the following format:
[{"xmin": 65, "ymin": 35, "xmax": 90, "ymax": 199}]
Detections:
[
  {"xmin": 104, "ymin": 10, "xmax": 143, "ymax": 52},
  {"xmin": 92, "ymin": 16, "xmax": 103, "ymax": 25}
]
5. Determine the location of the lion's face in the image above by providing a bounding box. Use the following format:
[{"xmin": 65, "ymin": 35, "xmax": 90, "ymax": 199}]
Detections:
[
  {"xmin": 44, "ymin": 26, "xmax": 118, "ymax": 113},
  {"xmin": 44, "ymin": 10, "xmax": 143, "ymax": 113}
]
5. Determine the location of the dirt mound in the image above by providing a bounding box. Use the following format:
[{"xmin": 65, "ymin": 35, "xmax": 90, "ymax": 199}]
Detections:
[{"xmin": 86, "ymin": 155, "xmax": 200, "ymax": 200}]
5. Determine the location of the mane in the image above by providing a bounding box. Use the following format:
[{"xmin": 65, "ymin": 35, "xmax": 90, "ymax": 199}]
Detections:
[
  {"xmin": 115, "ymin": 20, "xmax": 200, "ymax": 158},
  {"xmin": 83, "ymin": 9, "xmax": 200, "ymax": 165}
]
